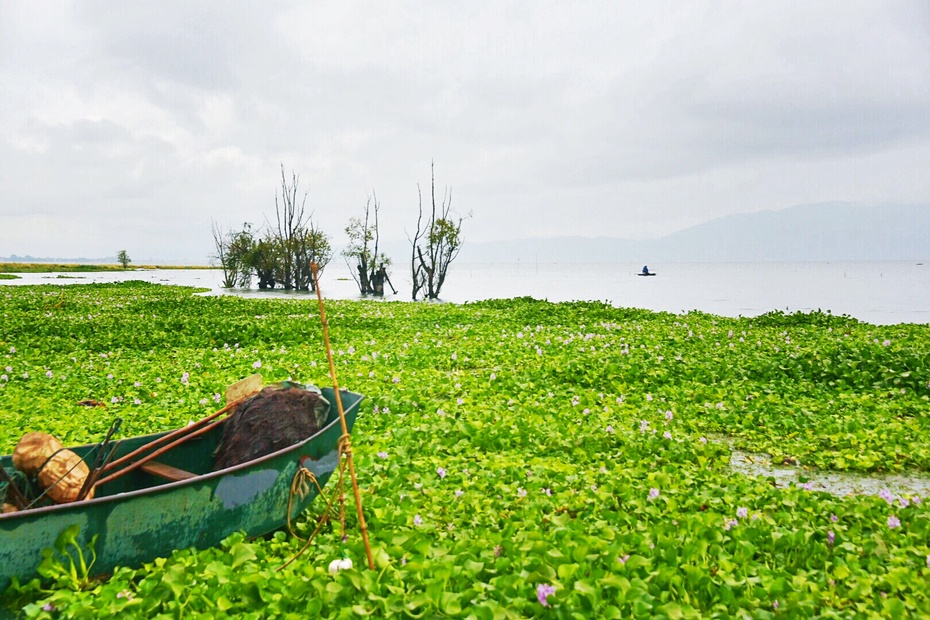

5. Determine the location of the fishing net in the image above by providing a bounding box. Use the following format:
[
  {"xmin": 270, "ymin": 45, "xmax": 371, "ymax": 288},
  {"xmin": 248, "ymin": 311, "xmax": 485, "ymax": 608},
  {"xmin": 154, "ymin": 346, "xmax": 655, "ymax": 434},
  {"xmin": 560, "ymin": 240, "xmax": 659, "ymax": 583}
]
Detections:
[{"xmin": 213, "ymin": 383, "xmax": 330, "ymax": 471}]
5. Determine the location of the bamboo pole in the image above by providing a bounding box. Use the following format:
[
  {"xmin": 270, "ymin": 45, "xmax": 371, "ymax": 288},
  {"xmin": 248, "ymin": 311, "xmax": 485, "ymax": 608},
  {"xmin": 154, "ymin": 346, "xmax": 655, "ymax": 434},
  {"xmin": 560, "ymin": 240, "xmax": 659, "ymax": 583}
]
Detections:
[{"xmin": 311, "ymin": 262, "xmax": 375, "ymax": 570}]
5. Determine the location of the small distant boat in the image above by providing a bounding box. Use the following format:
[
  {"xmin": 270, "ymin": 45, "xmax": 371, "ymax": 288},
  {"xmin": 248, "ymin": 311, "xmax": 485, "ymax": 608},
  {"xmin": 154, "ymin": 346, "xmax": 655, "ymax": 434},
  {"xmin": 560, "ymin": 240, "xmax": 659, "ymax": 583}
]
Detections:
[{"xmin": 638, "ymin": 266, "xmax": 656, "ymax": 277}]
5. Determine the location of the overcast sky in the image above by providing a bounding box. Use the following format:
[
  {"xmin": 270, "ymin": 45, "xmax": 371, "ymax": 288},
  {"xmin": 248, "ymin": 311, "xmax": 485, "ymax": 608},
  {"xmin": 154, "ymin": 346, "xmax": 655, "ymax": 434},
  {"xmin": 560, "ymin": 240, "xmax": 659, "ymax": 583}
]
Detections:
[{"xmin": 2, "ymin": 1, "xmax": 929, "ymax": 263}]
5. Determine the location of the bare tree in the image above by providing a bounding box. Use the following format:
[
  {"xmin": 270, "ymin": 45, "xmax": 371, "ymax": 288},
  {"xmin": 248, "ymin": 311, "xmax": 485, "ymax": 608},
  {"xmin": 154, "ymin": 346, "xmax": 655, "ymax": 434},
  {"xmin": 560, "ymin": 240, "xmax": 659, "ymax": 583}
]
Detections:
[
  {"xmin": 294, "ymin": 221, "xmax": 332, "ymax": 292},
  {"xmin": 409, "ymin": 162, "xmax": 466, "ymax": 300},
  {"xmin": 343, "ymin": 192, "xmax": 391, "ymax": 295},
  {"xmin": 211, "ymin": 221, "xmax": 254, "ymax": 288},
  {"xmin": 270, "ymin": 164, "xmax": 330, "ymax": 290}
]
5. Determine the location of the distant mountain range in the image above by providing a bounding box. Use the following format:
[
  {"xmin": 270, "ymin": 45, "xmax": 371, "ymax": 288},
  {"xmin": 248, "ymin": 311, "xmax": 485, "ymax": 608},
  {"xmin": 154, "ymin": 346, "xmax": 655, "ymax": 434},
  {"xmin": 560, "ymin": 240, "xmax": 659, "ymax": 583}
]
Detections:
[
  {"xmin": 4, "ymin": 203, "xmax": 927, "ymax": 266},
  {"xmin": 449, "ymin": 203, "xmax": 930, "ymax": 264}
]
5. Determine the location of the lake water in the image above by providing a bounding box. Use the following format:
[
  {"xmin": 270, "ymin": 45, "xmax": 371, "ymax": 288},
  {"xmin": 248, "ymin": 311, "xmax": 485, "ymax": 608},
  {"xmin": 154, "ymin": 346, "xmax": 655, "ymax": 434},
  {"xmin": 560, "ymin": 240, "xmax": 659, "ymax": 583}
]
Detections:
[{"xmin": 3, "ymin": 261, "xmax": 929, "ymax": 326}]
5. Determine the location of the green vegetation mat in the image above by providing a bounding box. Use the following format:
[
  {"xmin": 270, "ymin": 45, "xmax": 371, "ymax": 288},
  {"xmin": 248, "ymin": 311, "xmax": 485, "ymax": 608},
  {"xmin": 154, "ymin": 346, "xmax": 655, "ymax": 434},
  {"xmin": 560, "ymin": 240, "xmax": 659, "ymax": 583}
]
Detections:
[
  {"xmin": 0, "ymin": 264, "xmax": 210, "ymax": 273},
  {"xmin": 1, "ymin": 281, "xmax": 929, "ymax": 617}
]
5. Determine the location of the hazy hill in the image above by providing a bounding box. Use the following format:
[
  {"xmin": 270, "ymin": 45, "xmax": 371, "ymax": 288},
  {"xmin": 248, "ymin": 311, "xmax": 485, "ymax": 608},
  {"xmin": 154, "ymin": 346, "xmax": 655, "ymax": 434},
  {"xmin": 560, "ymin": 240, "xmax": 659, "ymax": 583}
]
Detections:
[{"xmin": 451, "ymin": 203, "xmax": 930, "ymax": 264}]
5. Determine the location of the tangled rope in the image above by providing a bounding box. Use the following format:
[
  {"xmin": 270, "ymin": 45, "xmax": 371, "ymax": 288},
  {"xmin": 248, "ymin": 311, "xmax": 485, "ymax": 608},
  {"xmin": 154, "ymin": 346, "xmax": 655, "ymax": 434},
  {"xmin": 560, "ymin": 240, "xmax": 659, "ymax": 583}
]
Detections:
[{"xmin": 278, "ymin": 433, "xmax": 353, "ymax": 571}]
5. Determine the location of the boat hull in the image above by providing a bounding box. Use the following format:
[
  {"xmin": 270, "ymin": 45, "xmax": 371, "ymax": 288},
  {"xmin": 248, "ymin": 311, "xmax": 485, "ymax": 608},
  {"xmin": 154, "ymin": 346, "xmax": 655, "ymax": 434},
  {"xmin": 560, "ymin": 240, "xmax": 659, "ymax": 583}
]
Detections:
[{"xmin": 0, "ymin": 387, "xmax": 362, "ymax": 591}]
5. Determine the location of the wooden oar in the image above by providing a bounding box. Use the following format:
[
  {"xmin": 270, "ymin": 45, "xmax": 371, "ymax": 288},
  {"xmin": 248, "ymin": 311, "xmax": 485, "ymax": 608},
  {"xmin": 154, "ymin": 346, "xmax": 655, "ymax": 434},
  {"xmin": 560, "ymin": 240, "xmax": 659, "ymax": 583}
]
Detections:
[
  {"xmin": 92, "ymin": 416, "xmax": 227, "ymax": 490},
  {"xmin": 97, "ymin": 401, "xmax": 237, "ymax": 478}
]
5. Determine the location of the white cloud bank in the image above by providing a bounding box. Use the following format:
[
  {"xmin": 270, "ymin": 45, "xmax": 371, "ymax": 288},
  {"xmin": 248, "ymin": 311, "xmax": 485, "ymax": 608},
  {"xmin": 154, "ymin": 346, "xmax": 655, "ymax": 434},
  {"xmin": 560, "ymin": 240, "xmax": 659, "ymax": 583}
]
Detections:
[{"xmin": 1, "ymin": 1, "xmax": 929, "ymax": 262}]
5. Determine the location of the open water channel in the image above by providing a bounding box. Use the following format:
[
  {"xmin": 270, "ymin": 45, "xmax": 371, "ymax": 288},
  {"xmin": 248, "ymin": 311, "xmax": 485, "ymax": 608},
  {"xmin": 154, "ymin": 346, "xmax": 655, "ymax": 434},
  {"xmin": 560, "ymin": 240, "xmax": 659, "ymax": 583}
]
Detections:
[{"xmin": 3, "ymin": 260, "xmax": 929, "ymax": 325}]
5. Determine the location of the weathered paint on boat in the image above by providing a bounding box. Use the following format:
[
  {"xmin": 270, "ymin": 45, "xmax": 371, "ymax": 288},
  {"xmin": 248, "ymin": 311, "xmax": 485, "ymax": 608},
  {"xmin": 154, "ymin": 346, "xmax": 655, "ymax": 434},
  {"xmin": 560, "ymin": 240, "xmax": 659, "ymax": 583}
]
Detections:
[{"xmin": 0, "ymin": 387, "xmax": 362, "ymax": 591}]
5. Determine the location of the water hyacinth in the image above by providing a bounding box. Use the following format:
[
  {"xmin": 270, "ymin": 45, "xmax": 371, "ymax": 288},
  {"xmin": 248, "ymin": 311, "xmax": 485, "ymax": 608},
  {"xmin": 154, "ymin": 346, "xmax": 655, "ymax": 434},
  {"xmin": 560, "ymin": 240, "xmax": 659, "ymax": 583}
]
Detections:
[
  {"xmin": 5, "ymin": 284, "xmax": 930, "ymax": 616},
  {"xmin": 887, "ymin": 515, "xmax": 901, "ymax": 529},
  {"xmin": 536, "ymin": 583, "xmax": 556, "ymax": 607}
]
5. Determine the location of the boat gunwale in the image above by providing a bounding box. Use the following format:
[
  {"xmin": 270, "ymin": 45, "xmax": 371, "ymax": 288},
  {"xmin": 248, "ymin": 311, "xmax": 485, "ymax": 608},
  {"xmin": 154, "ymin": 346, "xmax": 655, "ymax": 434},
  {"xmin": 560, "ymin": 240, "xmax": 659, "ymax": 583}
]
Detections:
[{"xmin": 0, "ymin": 388, "xmax": 363, "ymax": 523}]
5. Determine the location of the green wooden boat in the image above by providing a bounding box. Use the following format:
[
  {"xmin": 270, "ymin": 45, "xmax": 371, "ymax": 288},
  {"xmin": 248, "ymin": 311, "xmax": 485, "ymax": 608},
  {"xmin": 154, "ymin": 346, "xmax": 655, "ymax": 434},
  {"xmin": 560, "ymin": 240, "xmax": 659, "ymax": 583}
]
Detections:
[{"xmin": 0, "ymin": 387, "xmax": 363, "ymax": 591}]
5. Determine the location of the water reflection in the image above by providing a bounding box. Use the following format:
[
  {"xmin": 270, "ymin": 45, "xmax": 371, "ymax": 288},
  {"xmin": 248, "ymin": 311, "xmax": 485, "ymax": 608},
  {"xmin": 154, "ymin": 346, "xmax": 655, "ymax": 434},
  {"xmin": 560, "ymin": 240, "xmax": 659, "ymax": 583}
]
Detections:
[{"xmin": 729, "ymin": 449, "xmax": 929, "ymax": 501}]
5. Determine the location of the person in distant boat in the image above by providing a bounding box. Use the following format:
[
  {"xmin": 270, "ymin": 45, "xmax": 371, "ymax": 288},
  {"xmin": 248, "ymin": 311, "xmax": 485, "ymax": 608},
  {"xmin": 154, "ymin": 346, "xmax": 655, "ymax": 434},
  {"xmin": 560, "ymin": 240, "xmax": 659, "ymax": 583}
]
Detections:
[{"xmin": 642, "ymin": 265, "xmax": 649, "ymax": 275}]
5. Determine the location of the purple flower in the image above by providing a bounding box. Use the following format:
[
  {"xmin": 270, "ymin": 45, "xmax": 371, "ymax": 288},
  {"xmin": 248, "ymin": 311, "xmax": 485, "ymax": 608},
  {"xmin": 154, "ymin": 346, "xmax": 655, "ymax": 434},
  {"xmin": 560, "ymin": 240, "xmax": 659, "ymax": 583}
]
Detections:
[
  {"xmin": 392, "ymin": 376, "xmax": 400, "ymax": 384},
  {"xmin": 646, "ymin": 394, "xmax": 653, "ymax": 401},
  {"xmin": 648, "ymin": 488, "xmax": 660, "ymax": 501},
  {"xmin": 180, "ymin": 372, "xmax": 189, "ymax": 385},
  {"xmin": 736, "ymin": 507, "xmax": 748, "ymax": 519},
  {"xmin": 699, "ymin": 436, "xmax": 708, "ymax": 444},
  {"xmin": 773, "ymin": 600, "xmax": 779, "ymax": 610},
  {"xmin": 413, "ymin": 514, "xmax": 423, "ymax": 526},
  {"xmin": 878, "ymin": 489, "xmax": 893, "ymax": 504},
  {"xmin": 830, "ymin": 514, "xmax": 838, "ymax": 522},
  {"xmin": 542, "ymin": 488, "xmax": 552, "ymax": 496},
  {"xmin": 724, "ymin": 519, "xmax": 739, "ymax": 531},
  {"xmin": 46, "ymin": 370, "xmax": 53, "ymax": 378},
  {"xmin": 213, "ymin": 393, "xmax": 222, "ymax": 403},
  {"xmin": 883, "ymin": 339, "xmax": 891, "ymax": 346},
  {"xmin": 605, "ymin": 425, "xmax": 614, "ymax": 433},
  {"xmin": 517, "ymin": 487, "xmax": 527, "ymax": 497},
  {"xmin": 887, "ymin": 515, "xmax": 901, "ymax": 529},
  {"xmin": 455, "ymin": 489, "xmax": 463, "ymax": 498},
  {"xmin": 827, "ymin": 530, "xmax": 835, "ymax": 545},
  {"xmin": 437, "ymin": 467, "xmax": 447, "ymax": 479},
  {"xmin": 899, "ymin": 497, "xmax": 910, "ymax": 508},
  {"xmin": 377, "ymin": 451, "xmax": 388, "ymax": 459},
  {"xmin": 618, "ymin": 554, "xmax": 630, "ymax": 564},
  {"xmin": 663, "ymin": 431, "xmax": 672, "ymax": 440},
  {"xmin": 665, "ymin": 410, "xmax": 673, "ymax": 421},
  {"xmin": 536, "ymin": 583, "xmax": 556, "ymax": 607},
  {"xmin": 42, "ymin": 603, "xmax": 55, "ymax": 612},
  {"xmin": 926, "ymin": 555, "xmax": 930, "ymax": 569},
  {"xmin": 252, "ymin": 360, "xmax": 262, "ymax": 369},
  {"xmin": 489, "ymin": 373, "xmax": 496, "ymax": 380}
]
